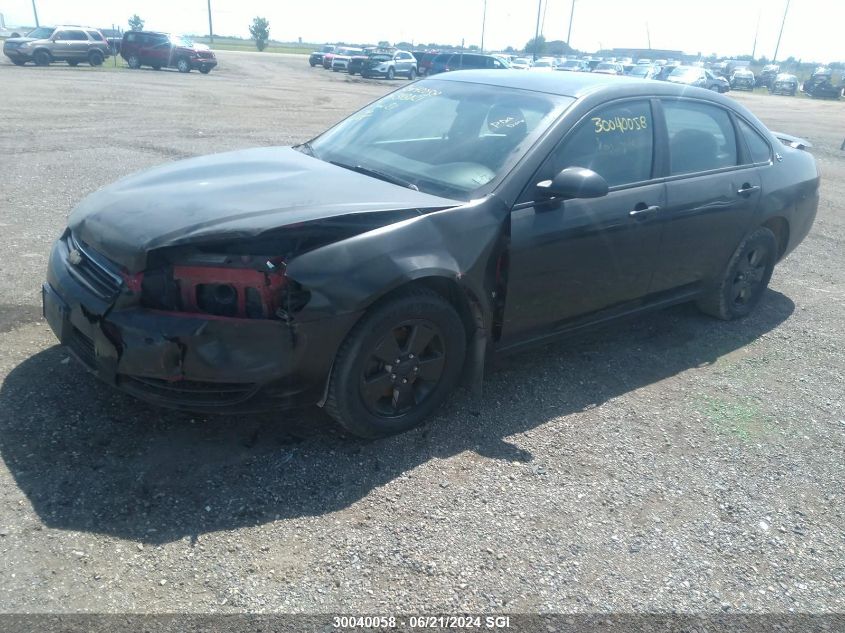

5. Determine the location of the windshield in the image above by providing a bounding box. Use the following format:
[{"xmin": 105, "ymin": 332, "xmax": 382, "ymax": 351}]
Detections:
[
  {"xmin": 304, "ymin": 80, "xmax": 571, "ymax": 200},
  {"xmin": 630, "ymin": 66, "xmax": 650, "ymax": 77},
  {"xmin": 26, "ymin": 27, "xmax": 55, "ymax": 39},
  {"xmin": 596, "ymin": 63, "xmax": 614, "ymax": 70},
  {"xmin": 533, "ymin": 60, "xmax": 552, "ymax": 67},
  {"xmin": 512, "ymin": 58, "xmax": 529, "ymax": 64},
  {"xmin": 561, "ymin": 60, "xmax": 581, "ymax": 69},
  {"xmin": 169, "ymin": 35, "xmax": 193, "ymax": 47}
]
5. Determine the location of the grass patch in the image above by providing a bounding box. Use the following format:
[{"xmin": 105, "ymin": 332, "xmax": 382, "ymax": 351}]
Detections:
[{"xmin": 700, "ymin": 396, "xmax": 773, "ymax": 441}]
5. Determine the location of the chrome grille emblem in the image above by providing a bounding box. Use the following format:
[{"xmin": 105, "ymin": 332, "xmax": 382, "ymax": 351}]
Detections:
[{"xmin": 68, "ymin": 249, "xmax": 83, "ymax": 266}]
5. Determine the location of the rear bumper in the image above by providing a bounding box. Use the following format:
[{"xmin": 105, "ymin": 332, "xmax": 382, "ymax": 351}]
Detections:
[{"xmin": 44, "ymin": 235, "xmax": 360, "ymax": 413}]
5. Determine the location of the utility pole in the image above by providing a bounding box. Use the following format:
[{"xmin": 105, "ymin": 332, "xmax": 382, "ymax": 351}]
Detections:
[
  {"xmin": 31, "ymin": 0, "xmax": 39, "ymax": 27},
  {"xmin": 533, "ymin": 0, "xmax": 542, "ymax": 61},
  {"xmin": 773, "ymin": 0, "xmax": 790, "ymax": 62},
  {"xmin": 566, "ymin": 0, "xmax": 575, "ymax": 47},
  {"xmin": 646, "ymin": 22, "xmax": 651, "ymax": 50},
  {"xmin": 207, "ymin": 0, "xmax": 214, "ymax": 44},
  {"xmin": 751, "ymin": 10, "xmax": 761, "ymax": 60},
  {"xmin": 480, "ymin": 0, "xmax": 487, "ymax": 53}
]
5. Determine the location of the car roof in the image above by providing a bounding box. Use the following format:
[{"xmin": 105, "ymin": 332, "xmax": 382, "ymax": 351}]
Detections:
[{"xmin": 425, "ymin": 69, "xmax": 747, "ymax": 105}]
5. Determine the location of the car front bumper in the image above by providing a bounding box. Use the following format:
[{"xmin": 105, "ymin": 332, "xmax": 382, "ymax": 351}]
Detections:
[
  {"xmin": 191, "ymin": 58, "xmax": 217, "ymax": 71},
  {"xmin": 3, "ymin": 48, "xmax": 32, "ymax": 61},
  {"xmin": 44, "ymin": 234, "xmax": 359, "ymax": 413}
]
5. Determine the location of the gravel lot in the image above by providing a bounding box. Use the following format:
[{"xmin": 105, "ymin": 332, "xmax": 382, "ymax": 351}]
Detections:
[{"xmin": 0, "ymin": 51, "xmax": 843, "ymax": 615}]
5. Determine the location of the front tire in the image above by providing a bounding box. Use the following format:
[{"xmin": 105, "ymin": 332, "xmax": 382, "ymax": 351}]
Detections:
[
  {"xmin": 408, "ymin": 67, "xmax": 416, "ymax": 80},
  {"xmin": 67, "ymin": 60, "xmax": 79, "ymax": 67},
  {"xmin": 33, "ymin": 50, "xmax": 51, "ymax": 66},
  {"xmin": 177, "ymin": 57, "xmax": 191, "ymax": 73},
  {"xmin": 127, "ymin": 55, "xmax": 141, "ymax": 69},
  {"xmin": 325, "ymin": 288, "xmax": 467, "ymax": 438},
  {"xmin": 697, "ymin": 227, "xmax": 777, "ymax": 320},
  {"xmin": 88, "ymin": 50, "xmax": 104, "ymax": 66},
  {"xmin": 387, "ymin": 67, "xmax": 395, "ymax": 80},
  {"xmin": 11, "ymin": 59, "xmax": 26, "ymax": 66}
]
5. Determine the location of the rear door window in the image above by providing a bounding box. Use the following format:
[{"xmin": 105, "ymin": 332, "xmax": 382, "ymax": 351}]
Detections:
[
  {"xmin": 86, "ymin": 30, "xmax": 104, "ymax": 41},
  {"xmin": 67, "ymin": 30, "xmax": 88, "ymax": 41},
  {"xmin": 662, "ymin": 100, "xmax": 738, "ymax": 175}
]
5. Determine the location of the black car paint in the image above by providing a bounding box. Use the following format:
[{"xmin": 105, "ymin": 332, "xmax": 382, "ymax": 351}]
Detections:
[{"xmin": 44, "ymin": 72, "xmax": 819, "ymax": 412}]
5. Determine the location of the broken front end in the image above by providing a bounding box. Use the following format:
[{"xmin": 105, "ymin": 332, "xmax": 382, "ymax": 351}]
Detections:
[{"xmin": 43, "ymin": 230, "xmax": 361, "ymax": 412}]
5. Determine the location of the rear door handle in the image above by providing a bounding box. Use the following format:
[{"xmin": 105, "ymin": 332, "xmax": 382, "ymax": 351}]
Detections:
[
  {"xmin": 629, "ymin": 204, "xmax": 661, "ymax": 219},
  {"xmin": 737, "ymin": 184, "xmax": 761, "ymax": 196}
]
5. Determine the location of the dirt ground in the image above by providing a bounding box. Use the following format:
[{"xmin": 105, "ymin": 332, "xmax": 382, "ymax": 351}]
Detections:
[{"xmin": 0, "ymin": 51, "xmax": 843, "ymax": 614}]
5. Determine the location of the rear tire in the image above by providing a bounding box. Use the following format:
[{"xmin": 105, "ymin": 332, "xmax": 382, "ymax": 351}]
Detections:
[
  {"xmin": 152, "ymin": 64, "xmax": 161, "ymax": 70},
  {"xmin": 177, "ymin": 57, "xmax": 191, "ymax": 73},
  {"xmin": 408, "ymin": 67, "xmax": 416, "ymax": 80},
  {"xmin": 324, "ymin": 288, "xmax": 467, "ymax": 438},
  {"xmin": 127, "ymin": 55, "xmax": 141, "ymax": 69},
  {"xmin": 88, "ymin": 50, "xmax": 104, "ymax": 66},
  {"xmin": 199, "ymin": 67, "xmax": 211, "ymax": 74},
  {"xmin": 696, "ymin": 227, "xmax": 777, "ymax": 320},
  {"xmin": 34, "ymin": 50, "xmax": 51, "ymax": 66},
  {"xmin": 11, "ymin": 59, "xmax": 26, "ymax": 66},
  {"xmin": 67, "ymin": 60, "xmax": 79, "ymax": 67}
]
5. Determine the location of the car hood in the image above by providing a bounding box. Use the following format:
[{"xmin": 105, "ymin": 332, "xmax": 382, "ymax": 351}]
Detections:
[
  {"xmin": 4, "ymin": 37, "xmax": 37, "ymax": 44},
  {"xmin": 69, "ymin": 147, "xmax": 460, "ymax": 272}
]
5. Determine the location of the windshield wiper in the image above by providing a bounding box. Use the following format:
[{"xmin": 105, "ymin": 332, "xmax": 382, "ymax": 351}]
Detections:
[{"xmin": 329, "ymin": 160, "xmax": 419, "ymax": 191}]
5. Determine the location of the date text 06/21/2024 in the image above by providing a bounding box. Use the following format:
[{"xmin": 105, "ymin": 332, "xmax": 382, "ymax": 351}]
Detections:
[{"xmin": 332, "ymin": 615, "xmax": 512, "ymax": 629}]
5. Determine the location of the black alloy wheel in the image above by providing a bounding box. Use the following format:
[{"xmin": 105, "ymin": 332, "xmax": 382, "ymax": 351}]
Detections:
[
  {"xmin": 325, "ymin": 288, "xmax": 466, "ymax": 438},
  {"xmin": 360, "ymin": 319, "xmax": 446, "ymax": 418},
  {"xmin": 697, "ymin": 227, "xmax": 777, "ymax": 320}
]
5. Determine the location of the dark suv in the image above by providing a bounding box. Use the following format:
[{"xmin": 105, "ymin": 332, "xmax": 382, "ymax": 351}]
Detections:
[
  {"xmin": 427, "ymin": 53, "xmax": 509, "ymax": 75},
  {"xmin": 3, "ymin": 26, "xmax": 111, "ymax": 67},
  {"xmin": 120, "ymin": 31, "xmax": 217, "ymax": 73}
]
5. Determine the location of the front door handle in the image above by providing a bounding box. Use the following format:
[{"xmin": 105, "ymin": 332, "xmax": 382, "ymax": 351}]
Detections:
[
  {"xmin": 629, "ymin": 204, "xmax": 661, "ymax": 219},
  {"xmin": 737, "ymin": 184, "xmax": 761, "ymax": 196}
]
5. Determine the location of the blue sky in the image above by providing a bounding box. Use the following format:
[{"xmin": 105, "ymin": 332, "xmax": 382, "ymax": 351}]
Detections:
[{"xmin": 2, "ymin": 0, "xmax": 841, "ymax": 62}]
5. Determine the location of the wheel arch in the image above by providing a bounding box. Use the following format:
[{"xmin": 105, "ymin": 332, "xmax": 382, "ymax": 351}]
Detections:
[{"xmin": 761, "ymin": 216, "xmax": 790, "ymax": 261}]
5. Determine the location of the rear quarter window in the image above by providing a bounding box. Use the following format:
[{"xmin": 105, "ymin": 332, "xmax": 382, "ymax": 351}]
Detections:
[
  {"xmin": 86, "ymin": 30, "xmax": 104, "ymax": 41},
  {"xmin": 736, "ymin": 118, "xmax": 772, "ymax": 164}
]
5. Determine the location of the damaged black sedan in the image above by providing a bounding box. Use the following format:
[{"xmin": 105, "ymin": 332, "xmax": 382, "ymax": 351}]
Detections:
[{"xmin": 44, "ymin": 72, "xmax": 819, "ymax": 437}]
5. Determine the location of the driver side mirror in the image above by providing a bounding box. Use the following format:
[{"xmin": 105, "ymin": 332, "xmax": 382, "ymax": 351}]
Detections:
[{"xmin": 536, "ymin": 167, "xmax": 609, "ymax": 203}]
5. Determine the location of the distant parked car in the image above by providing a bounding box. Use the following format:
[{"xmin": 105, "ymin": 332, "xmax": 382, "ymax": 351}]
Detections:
[
  {"xmin": 556, "ymin": 59, "xmax": 591, "ymax": 72},
  {"xmin": 757, "ymin": 64, "xmax": 780, "ymax": 89},
  {"xmin": 593, "ymin": 62, "xmax": 624, "ymax": 75},
  {"xmin": 802, "ymin": 68, "xmax": 840, "ymax": 99},
  {"xmin": 309, "ymin": 44, "xmax": 335, "ymax": 67},
  {"xmin": 528, "ymin": 58, "xmax": 556, "ymax": 72},
  {"xmin": 667, "ymin": 66, "xmax": 728, "ymax": 92},
  {"xmin": 121, "ymin": 32, "xmax": 217, "ymax": 73},
  {"xmin": 509, "ymin": 57, "xmax": 531, "ymax": 70},
  {"xmin": 330, "ymin": 47, "xmax": 363, "ymax": 72},
  {"xmin": 347, "ymin": 49, "xmax": 378, "ymax": 76},
  {"xmin": 769, "ymin": 73, "xmax": 798, "ymax": 96},
  {"xmin": 628, "ymin": 64, "xmax": 659, "ymax": 80},
  {"xmin": 426, "ymin": 53, "xmax": 510, "ymax": 75},
  {"xmin": 730, "ymin": 68, "xmax": 755, "ymax": 91},
  {"xmin": 416, "ymin": 52, "xmax": 444, "ymax": 76},
  {"xmin": 361, "ymin": 50, "xmax": 418, "ymax": 79},
  {"xmin": 3, "ymin": 26, "xmax": 111, "ymax": 67}
]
